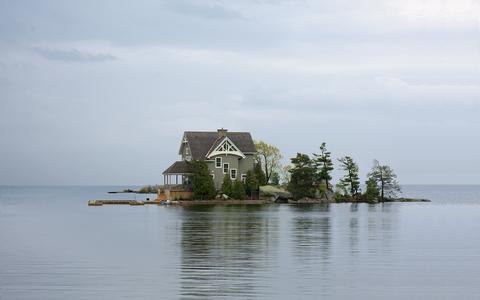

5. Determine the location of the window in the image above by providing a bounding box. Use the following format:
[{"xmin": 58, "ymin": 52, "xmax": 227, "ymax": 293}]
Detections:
[
  {"xmin": 215, "ymin": 157, "xmax": 222, "ymax": 168},
  {"xmin": 223, "ymin": 163, "xmax": 229, "ymax": 174},
  {"xmin": 210, "ymin": 174, "xmax": 215, "ymax": 179},
  {"xmin": 241, "ymin": 174, "xmax": 247, "ymax": 183},
  {"xmin": 230, "ymin": 169, "xmax": 237, "ymax": 180}
]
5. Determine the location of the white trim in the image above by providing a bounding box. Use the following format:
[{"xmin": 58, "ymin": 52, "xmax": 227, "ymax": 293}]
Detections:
[
  {"xmin": 223, "ymin": 163, "xmax": 229, "ymax": 174},
  {"xmin": 178, "ymin": 133, "xmax": 188, "ymax": 155},
  {"xmin": 210, "ymin": 173, "xmax": 215, "ymax": 179},
  {"xmin": 206, "ymin": 137, "xmax": 246, "ymax": 159},
  {"xmin": 230, "ymin": 168, "xmax": 237, "ymax": 180},
  {"xmin": 241, "ymin": 174, "xmax": 247, "ymax": 182},
  {"xmin": 215, "ymin": 157, "xmax": 222, "ymax": 168}
]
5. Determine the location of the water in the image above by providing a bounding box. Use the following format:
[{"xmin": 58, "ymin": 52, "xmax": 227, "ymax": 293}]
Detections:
[{"xmin": 1, "ymin": 185, "xmax": 480, "ymax": 299}]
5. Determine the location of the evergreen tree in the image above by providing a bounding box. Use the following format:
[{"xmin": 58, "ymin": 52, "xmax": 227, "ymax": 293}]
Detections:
[
  {"xmin": 254, "ymin": 162, "xmax": 267, "ymax": 186},
  {"xmin": 231, "ymin": 180, "xmax": 247, "ymax": 200},
  {"xmin": 367, "ymin": 160, "xmax": 401, "ymax": 200},
  {"xmin": 244, "ymin": 170, "xmax": 259, "ymax": 196},
  {"xmin": 313, "ymin": 142, "xmax": 334, "ymax": 190},
  {"xmin": 222, "ymin": 174, "xmax": 233, "ymax": 197},
  {"xmin": 287, "ymin": 153, "xmax": 316, "ymax": 199},
  {"xmin": 338, "ymin": 156, "xmax": 361, "ymax": 197},
  {"xmin": 188, "ymin": 160, "xmax": 216, "ymax": 200},
  {"xmin": 364, "ymin": 177, "xmax": 380, "ymax": 202}
]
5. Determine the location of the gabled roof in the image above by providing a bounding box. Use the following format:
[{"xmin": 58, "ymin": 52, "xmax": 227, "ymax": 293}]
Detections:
[{"xmin": 182, "ymin": 131, "xmax": 256, "ymax": 160}]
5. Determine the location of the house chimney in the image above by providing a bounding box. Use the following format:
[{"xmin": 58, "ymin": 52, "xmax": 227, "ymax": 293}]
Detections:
[{"xmin": 217, "ymin": 128, "xmax": 228, "ymax": 137}]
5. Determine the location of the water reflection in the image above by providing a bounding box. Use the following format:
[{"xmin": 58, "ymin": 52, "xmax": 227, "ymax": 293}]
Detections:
[
  {"xmin": 179, "ymin": 205, "xmax": 278, "ymax": 299},
  {"xmin": 3, "ymin": 186, "xmax": 473, "ymax": 300},
  {"xmin": 291, "ymin": 204, "xmax": 331, "ymax": 260},
  {"xmin": 290, "ymin": 204, "xmax": 332, "ymax": 297}
]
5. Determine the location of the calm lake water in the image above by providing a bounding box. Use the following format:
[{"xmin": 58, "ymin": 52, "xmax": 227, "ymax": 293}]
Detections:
[{"xmin": 1, "ymin": 185, "xmax": 480, "ymax": 299}]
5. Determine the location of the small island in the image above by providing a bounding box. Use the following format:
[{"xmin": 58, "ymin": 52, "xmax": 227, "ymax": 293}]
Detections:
[{"xmin": 93, "ymin": 129, "xmax": 428, "ymax": 206}]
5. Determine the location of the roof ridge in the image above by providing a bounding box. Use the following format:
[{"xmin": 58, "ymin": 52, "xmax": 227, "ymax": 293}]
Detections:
[{"xmin": 205, "ymin": 136, "xmax": 224, "ymax": 158}]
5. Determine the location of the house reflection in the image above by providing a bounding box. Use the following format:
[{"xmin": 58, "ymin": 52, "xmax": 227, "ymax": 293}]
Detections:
[{"xmin": 178, "ymin": 205, "xmax": 279, "ymax": 299}]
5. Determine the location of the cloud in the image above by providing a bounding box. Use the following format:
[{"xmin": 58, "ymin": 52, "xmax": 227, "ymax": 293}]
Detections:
[
  {"xmin": 1, "ymin": 0, "xmax": 480, "ymax": 184},
  {"xmin": 163, "ymin": 0, "xmax": 243, "ymax": 20},
  {"xmin": 31, "ymin": 47, "xmax": 116, "ymax": 63}
]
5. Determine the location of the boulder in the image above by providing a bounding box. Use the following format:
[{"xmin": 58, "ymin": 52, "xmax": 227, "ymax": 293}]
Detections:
[{"xmin": 259, "ymin": 185, "xmax": 292, "ymax": 200}]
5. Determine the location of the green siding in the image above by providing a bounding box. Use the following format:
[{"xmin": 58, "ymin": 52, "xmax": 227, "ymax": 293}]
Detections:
[{"xmin": 207, "ymin": 154, "xmax": 255, "ymax": 189}]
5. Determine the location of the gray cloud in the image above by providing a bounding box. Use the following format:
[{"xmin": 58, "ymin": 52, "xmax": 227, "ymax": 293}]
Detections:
[
  {"xmin": 163, "ymin": 0, "xmax": 244, "ymax": 19},
  {"xmin": 31, "ymin": 47, "xmax": 116, "ymax": 62},
  {"xmin": 1, "ymin": 0, "xmax": 480, "ymax": 185}
]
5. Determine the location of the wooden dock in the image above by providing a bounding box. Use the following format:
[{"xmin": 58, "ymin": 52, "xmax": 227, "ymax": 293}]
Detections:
[{"xmin": 88, "ymin": 200, "xmax": 162, "ymax": 206}]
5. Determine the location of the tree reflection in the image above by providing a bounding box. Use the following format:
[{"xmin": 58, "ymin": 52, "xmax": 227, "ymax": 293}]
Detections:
[{"xmin": 290, "ymin": 204, "xmax": 332, "ymax": 297}]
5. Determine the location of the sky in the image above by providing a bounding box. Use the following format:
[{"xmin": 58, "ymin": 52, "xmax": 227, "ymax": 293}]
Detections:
[{"xmin": 1, "ymin": 0, "xmax": 479, "ymax": 185}]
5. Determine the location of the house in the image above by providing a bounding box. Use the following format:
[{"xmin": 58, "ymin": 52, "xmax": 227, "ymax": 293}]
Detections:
[{"xmin": 163, "ymin": 129, "xmax": 257, "ymax": 190}]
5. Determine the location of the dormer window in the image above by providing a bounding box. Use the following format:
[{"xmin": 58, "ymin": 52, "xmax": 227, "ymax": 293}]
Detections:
[{"xmin": 215, "ymin": 157, "xmax": 222, "ymax": 168}]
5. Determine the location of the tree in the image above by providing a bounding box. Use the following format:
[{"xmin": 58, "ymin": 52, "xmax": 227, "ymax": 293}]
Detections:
[
  {"xmin": 254, "ymin": 140, "xmax": 283, "ymax": 184},
  {"xmin": 254, "ymin": 162, "xmax": 267, "ymax": 186},
  {"xmin": 188, "ymin": 160, "xmax": 216, "ymax": 200},
  {"xmin": 364, "ymin": 177, "xmax": 380, "ymax": 202},
  {"xmin": 244, "ymin": 170, "xmax": 259, "ymax": 196},
  {"xmin": 313, "ymin": 142, "xmax": 334, "ymax": 190},
  {"xmin": 222, "ymin": 174, "xmax": 233, "ymax": 197},
  {"xmin": 287, "ymin": 153, "xmax": 316, "ymax": 199},
  {"xmin": 231, "ymin": 180, "xmax": 246, "ymax": 199},
  {"xmin": 334, "ymin": 182, "xmax": 348, "ymax": 202},
  {"xmin": 280, "ymin": 164, "xmax": 292, "ymax": 186},
  {"xmin": 338, "ymin": 156, "xmax": 361, "ymax": 197},
  {"xmin": 270, "ymin": 172, "xmax": 280, "ymax": 185},
  {"xmin": 367, "ymin": 160, "xmax": 401, "ymax": 200}
]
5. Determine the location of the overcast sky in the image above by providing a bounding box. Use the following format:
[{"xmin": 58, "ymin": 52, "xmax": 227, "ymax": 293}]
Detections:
[{"xmin": 1, "ymin": 0, "xmax": 479, "ymax": 185}]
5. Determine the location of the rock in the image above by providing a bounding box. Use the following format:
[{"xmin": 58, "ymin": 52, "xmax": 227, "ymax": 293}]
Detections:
[
  {"xmin": 259, "ymin": 185, "xmax": 292, "ymax": 199},
  {"xmin": 312, "ymin": 189, "xmax": 336, "ymax": 203},
  {"xmin": 221, "ymin": 194, "xmax": 230, "ymax": 200},
  {"xmin": 274, "ymin": 195, "xmax": 289, "ymax": 203}
]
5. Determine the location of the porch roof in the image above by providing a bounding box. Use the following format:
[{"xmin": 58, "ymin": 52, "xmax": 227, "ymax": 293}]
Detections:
[{"xmin": 162, "ymin": 161, "xmax": 193, "ymax": 175}]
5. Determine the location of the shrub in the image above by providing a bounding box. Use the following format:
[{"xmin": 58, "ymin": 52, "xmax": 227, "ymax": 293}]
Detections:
[
  {"xmin": 244, "ymin": 170, "xmax": 259, "ymax": 196},
  {"xmin": 364, "ymin": 178, "xmax": 380, "ymax": 203},
  {"xmin": 231, "ymin": 180, "xmax": 246, "ymax": 200},
  {"xmin": 188, "ymin": 160, "xmax": 216, "ymax": 200},
  {"xmin": 222, "ymin": 174, "xmax": 233, "ymax": 197}
]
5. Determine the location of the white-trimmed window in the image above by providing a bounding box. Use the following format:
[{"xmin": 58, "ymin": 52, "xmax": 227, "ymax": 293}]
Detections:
[
  {"xmin": 230, "ymin": 169, "xmax": 237, "ymax": 180},
  {"xmin": 215, "ymin": 157, "xmax": 222, "ymax": 168},
  {"xmin": 223, "ymin": 163, "xmax": 229, "ymax": 174},
  {"xmin": 241, "ymin": 174, "xmax": 247, "ymax": 183}
]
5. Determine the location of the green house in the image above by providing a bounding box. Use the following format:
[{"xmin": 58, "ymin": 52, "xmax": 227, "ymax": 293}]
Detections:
[{"xmin": 163, "ymin": 129, "xmax": 257, "ymax": 190}]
